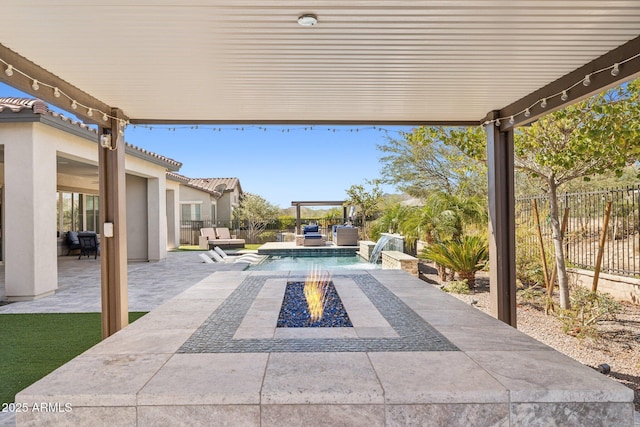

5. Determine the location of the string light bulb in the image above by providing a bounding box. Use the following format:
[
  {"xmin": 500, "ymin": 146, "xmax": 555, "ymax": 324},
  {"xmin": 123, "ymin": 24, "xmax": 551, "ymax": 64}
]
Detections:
[
  {"xmin": 611, "ymin": 63, "xmax": 620, "ymax": 76},
  {"xmin": 87, "ymin": 108, "xmax": 93, "ymax": 117},
  {"xmin": 4, "ymin": 65, "xmax": 13, "ymax": 76},
  {"xmin": 102, "ymin": 113, "xmax": 108, "ymax": 122},
  {"xmin": 31, "ymin": 79, "xmax": 39, "ymax": 90},
  {"xmin": 540, "ymin": 98, "xmax": 547, "ymax": 108},
  {"xmin": 509, "ymin": 116, "xmax": 515, "ymax": 125},
  {"xmin": 71, "ymin": 100, "xmax": 78, "ymax": 110},
  {"xmin": 495, "ymin": 119, "xmax": 500, "ymax": 127},
  {"xmin": 524, "ymin": 108, "xmax": 531, "ymax": 118},
  {"xmin": 53, "ymin": 88, "xmax": 61, "ymax": 98},
  {"xmin": 561, "ymin": 90, "xmax": 568, "ymax": 101},
  {"xmin": 583, "ymin": 74, "xmax": 591, "ymax": 86}
]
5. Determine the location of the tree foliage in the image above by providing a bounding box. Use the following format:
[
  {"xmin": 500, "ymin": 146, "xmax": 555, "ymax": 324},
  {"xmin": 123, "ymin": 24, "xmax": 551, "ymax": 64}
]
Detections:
[
  {"xmin": 344, "ymin": 180, "xmax": 382, "ymax": 240},
  {"xmin": 234, "ymin": 193, "xmax": 280, "ymax": 243},
  {"xmin": 378, "ymin": 78, "xmax": 640, "ymax": 309},
  {"xmin": 378, "ymin": 127, "xmax": 486, "ymax": 198}
]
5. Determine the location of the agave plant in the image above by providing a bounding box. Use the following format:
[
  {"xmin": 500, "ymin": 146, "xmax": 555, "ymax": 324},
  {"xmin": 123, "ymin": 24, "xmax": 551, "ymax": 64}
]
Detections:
[{"xmin": 422, "ymin": 235, "xmax": 489, "ymax": 289}]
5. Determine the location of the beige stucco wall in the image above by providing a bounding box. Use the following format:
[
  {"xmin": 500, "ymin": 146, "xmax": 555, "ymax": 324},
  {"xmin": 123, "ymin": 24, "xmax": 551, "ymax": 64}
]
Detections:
[
  {"xmin": 3, "ymin": 122, "xmax": 58, "ymax": 300},
  {"xmin": 179, "ymin": 186, "xmax": 215, "ymax": 221},
  {"xmin": 0, "ymin": 117, "xmax": 174, "ymax": 300}
]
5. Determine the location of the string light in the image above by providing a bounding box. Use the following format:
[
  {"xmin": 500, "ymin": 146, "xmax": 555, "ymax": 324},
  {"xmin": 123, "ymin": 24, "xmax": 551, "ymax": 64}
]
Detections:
[
  {"xmin": 480, "ymin": 51, "xmax": 640, "ymax": 128},
  {"xmin": 0, "ymin": 51, "xmax": 636, "ymax": 133},
  {"xmin": 0, "ymin": 57, "xmax": 128, "ymax": 131},
  {"xmin": 611, "ymin": 63, "xmax": 620, "ymax": 76}
]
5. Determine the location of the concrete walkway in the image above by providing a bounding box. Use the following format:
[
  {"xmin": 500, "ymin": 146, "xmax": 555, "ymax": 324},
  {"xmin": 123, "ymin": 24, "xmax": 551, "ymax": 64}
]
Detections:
[
  {"xmin": 0, "ymin": 251, "xmax": 247, "ymax": 313},
  {"xmin": 5, "ymin": 263, "xmax": 635, "ymax": 426}
]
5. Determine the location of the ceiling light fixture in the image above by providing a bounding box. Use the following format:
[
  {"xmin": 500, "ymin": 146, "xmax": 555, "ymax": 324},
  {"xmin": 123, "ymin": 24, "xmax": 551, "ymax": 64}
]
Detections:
[{"xmin": 298, "ymin": 14, "xmax": 318, "ymax": 26}]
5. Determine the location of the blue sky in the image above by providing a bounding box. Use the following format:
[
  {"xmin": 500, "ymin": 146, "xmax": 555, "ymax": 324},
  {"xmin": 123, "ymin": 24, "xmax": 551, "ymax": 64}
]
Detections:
[{"xmin": 1, "ymin": 83, "xmax": 409, "ymax": 208}]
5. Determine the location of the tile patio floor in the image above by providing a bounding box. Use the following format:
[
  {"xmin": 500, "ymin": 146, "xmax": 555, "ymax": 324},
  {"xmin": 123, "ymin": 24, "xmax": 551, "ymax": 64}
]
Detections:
[{"xmin": 1, "ymin": 252, "xmax": 637, "ymax": 426}]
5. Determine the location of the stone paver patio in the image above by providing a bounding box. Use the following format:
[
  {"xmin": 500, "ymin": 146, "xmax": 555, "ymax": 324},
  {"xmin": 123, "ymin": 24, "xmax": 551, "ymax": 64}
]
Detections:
[{"xmin": 0, "ymin": 252, "xmax": 636, "ymax": 426}]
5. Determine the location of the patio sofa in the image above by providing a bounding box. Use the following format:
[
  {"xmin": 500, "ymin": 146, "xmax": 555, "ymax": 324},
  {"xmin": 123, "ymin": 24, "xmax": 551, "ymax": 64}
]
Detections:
[
  {"xmin": 200, "ymin": 227, "xmax": 245, "ymax": 249},
  {"xmin": 332, "ymin": 225, "xmax": 359, "ymax": 246}
]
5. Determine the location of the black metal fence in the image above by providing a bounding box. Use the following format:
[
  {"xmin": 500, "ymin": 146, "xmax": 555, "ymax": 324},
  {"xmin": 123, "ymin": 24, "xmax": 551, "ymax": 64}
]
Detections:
[
  {"xmin": 180, "ymin": 217, "xmax": 362, "ymax": 245},
  {"xmin": 516, "ymin": 185, "xmax": 640, "ymax": 277}
]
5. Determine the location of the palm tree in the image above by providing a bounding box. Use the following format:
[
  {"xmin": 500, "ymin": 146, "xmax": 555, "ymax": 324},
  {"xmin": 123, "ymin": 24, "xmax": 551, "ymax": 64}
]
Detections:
[{"xmin": 422, "ymin": 235, "xmax": 489, "ymax": 290}]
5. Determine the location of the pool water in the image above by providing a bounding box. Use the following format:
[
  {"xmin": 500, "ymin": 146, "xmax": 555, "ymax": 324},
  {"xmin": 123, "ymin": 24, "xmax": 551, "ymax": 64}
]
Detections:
[{"xmin": 249, "ymin": 255, "xmax": 380, "ymax": 271}]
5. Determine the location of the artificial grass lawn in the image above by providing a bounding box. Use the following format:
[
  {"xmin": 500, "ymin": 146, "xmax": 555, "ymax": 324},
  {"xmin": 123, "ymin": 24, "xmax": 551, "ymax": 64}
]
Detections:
[{"xmin": 0, "ymin": 312, "xmax": 146, "ymax": 404}]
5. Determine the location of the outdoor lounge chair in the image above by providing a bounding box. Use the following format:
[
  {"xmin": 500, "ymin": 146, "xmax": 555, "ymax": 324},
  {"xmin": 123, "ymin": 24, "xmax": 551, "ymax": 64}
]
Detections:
[
  {"xmin": 212, "ymin": 246, "xmax": 266, "ymax": 264},
  {"xmin": 77, "ymin": 232, "xmax": 99, "ymax": 259},
  {"xmin": 299, "ymin": 224, "xmax": 326, "ymax": 247},
  {"xmin": 200, "ymin": 227, "xmax": 245, "ymax": 249},
  {"xmin": 65, "ymin": 231, "xmax": 81, "ymax": 255}
]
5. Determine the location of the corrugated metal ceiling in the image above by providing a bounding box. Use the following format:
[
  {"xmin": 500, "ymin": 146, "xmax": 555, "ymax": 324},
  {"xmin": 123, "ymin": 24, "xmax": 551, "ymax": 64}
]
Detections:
[{"xmin": 1, "ymin": 1, "xmax": 639, "ymax": 123}]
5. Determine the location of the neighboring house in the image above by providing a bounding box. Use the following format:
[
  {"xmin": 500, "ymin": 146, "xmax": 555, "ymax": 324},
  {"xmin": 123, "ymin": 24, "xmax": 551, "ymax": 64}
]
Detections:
[
  {"xmin": 186, "ymin": 177, "xmax": 243, "ymax": 224},
  {"xmin": 166, "ymin": 172, "xmax": 223, "ymax": 245},
  {"xmin": 0, "ymin": 98, "xmax": 182, "ymax": 301},
  {"xmin": 166, "ymin": 175, "xmax": 243, "ymax": 244}
]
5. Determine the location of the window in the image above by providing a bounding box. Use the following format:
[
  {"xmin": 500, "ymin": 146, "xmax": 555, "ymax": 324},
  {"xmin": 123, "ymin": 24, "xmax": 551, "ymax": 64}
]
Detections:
[
  {"xmin": 211, "ymin": 203, "xmax": 216, "ymax": 222},
  {"xmin": 180, "ymin": 202, "xmax": 202, "ymax": 221},
  {"xmin": 57, "ymin": 192, "xmax": 99, "ymax": 234},
  {"xmin": 58, "ymin": 192, "xmax": 81, "ymax": 232},
  {"xmin": 85, "ymin": 195, "xmax": 100, "ymax": 233}
]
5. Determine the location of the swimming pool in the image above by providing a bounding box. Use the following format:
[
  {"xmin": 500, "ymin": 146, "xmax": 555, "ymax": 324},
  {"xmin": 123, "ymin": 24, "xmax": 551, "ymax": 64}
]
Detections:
[{"xmin": 249, "ymin": 255, "xmax": 380, "ymax": 271}]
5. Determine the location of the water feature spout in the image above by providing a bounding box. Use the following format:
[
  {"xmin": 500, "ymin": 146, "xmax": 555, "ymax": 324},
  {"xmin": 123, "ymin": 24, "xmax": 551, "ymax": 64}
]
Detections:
[{"xmin": 369, "ymin": 234, "xmax": 392, "ymax": 263}]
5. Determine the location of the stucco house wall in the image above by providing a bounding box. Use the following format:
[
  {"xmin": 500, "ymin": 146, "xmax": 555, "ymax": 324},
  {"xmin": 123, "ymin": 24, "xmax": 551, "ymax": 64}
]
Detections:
[{"xmin": 0, "ymin": 98, "xmax": 181, "ymax": 301}]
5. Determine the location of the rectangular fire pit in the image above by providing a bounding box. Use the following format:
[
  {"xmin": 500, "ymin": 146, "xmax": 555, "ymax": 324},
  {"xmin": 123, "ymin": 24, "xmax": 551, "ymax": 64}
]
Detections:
[{"xmin": 277, "ymin": 281, "xmax": 352, "ymax": 328}]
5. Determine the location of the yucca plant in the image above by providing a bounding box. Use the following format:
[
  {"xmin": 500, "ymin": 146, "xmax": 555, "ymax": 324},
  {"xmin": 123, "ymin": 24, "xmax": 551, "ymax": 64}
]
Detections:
[{"xmin": 421, "ymin": 235, "xmax": 489, "ymax": 290}]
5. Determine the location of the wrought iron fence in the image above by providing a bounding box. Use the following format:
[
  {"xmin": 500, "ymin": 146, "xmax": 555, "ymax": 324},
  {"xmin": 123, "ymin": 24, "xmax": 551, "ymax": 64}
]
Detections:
[{"xmin": 516, "ymin": 185, "xmax": 640, "ymax": 277}]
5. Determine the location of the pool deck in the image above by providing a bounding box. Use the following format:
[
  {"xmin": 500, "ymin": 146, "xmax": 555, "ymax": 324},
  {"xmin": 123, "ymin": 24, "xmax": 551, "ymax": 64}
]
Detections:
[{"xmin": 10, "ymin": 263, "xmax": 635, "ymax": 426}]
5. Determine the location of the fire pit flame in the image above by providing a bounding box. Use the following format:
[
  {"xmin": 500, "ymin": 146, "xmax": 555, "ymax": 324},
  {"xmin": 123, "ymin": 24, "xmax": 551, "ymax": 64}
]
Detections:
[{"xmin": 304, "ymin": 265, "xmax": 331, "ymax": 322}]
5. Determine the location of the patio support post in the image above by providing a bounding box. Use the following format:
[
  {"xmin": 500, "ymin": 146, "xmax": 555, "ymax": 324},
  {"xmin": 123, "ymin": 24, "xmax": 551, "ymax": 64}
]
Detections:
[
  {"xmin": 99, "ymin": 110, "xmax": 129, "ymax": 339},
  {"xmin": 485, "ymin": 115, "xmax": 517, "ymax": 327},
  {"xmin": 296, "ymin": 204, "xmax": 301, "ymax": 234}
]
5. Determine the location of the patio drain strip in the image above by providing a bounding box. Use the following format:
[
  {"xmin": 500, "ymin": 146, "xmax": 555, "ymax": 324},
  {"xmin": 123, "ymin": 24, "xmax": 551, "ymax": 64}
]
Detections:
[{"xmin": 178, "ymin": 273, "xmax": 459, "ymax": 353}]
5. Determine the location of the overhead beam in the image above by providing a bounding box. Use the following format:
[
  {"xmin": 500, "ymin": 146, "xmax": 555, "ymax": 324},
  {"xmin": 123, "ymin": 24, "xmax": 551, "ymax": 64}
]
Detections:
[
  {"xmin": 0, "ymin": 43, "xmax": 119, "ymax": 127},
  {"xmin": 130, "ymin": 119, "xmax": 478, "ymax": 126},
  {"xmin": 494, "ymin": 35, "xmax": 640, "ymax": 131}
]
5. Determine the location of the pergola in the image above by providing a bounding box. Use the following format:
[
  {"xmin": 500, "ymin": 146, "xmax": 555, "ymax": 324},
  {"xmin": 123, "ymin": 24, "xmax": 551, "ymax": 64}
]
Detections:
[
  {"xmin": 290, "ymin": 201, "xmax": 348, "ymax": 234},
  {"xmin": 1, "ymin": 2, "xmax": 639, "ymax": 337}
]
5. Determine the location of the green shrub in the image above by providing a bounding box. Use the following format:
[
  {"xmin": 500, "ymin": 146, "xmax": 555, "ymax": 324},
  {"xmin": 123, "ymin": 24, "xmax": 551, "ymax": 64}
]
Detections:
[
  {"xmin": 557, "ymin": 287, "xmax": 620, "ymax": 339},
  {"xmin": 421, "ymin": 235, "xmax": 489, "ymax": 289},
  {"xmin": 442, "ymin": 280, "xmax": 471, "ymax": 294}
]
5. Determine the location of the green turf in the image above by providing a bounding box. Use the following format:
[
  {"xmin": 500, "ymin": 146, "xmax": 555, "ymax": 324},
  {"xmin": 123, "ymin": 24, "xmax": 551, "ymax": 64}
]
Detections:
[{"xmin": 0, "ymin": 312, "xmax": 146, "ymax": 404}]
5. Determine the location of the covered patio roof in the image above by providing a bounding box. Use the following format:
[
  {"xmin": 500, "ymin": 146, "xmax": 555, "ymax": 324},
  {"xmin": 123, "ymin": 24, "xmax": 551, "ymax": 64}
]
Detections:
[
  {"xmin": 1, "ymin": 2, "xmax": 639, "ymax": 128},
  {"xmin": 1, "ymin": 1, "xmax": 640, "ymax": 336}
]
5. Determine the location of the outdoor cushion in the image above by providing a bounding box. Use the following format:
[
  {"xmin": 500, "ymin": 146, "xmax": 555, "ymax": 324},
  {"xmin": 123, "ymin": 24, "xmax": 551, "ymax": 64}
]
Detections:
[
  {"xmin": 304, "ymin": 225, "xmax": 319, "ymax": 233},
  {"xmin": 305, "ymin": 233, "xmax": 322, "ymax": 239}
]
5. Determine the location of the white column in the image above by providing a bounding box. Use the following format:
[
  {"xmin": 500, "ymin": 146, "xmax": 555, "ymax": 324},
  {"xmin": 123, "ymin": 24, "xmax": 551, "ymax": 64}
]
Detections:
[
  {"xmin": 165, "ymin": 188, "xmax": 178, "ymax": 249},
  {"xmin": 147, "ymin": 177, "xmax": 167, "ymax": 261},
  {"xmin": 4, "ymin": 126, "xmax": 58, "ymax": 300}
]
